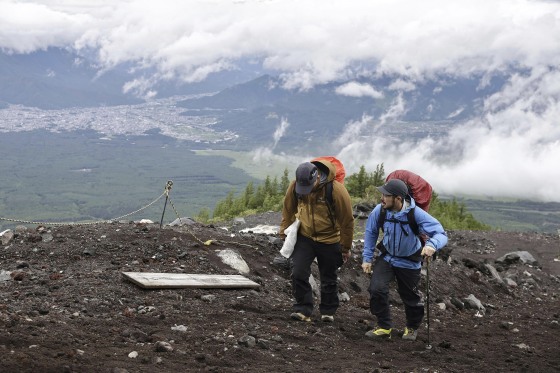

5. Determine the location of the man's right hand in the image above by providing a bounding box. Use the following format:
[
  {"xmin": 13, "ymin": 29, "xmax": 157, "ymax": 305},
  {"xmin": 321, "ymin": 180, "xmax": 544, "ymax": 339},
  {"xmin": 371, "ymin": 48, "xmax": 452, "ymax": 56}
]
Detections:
[{"xmin": 362, "ymin": 262, "xmax": 372, "ymax": 274}]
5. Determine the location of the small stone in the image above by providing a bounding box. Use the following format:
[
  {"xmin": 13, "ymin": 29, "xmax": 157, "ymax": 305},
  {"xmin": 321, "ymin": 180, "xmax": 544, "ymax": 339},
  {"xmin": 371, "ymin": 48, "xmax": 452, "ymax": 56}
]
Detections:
[
  {"xmin": 238, "ymin": 335, "xmax": 256, "ymax": 348},
  {"xmin": 155, "ymin": 341, "xmax": 173, "ymax": 352}
]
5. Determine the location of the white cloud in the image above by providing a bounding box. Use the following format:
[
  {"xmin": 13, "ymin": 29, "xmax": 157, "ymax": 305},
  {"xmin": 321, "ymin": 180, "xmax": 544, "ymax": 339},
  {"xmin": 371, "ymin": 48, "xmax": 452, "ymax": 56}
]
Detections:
[
  {"xmin": 272, "ymin": 117, "xmax": 290, "ymax": 148},
  {"xmin": 335, "ymin": 82, "xmax": 384, "ymax": 99},
  {"xmin": 389, "ymin": 79, "xmax": 416, "ymax": 92},
  {"xmin": 2, "ymin": 0, "xmax": 560, "ymax": 201},
  {"xmin": 379, "ymin": 93, "xmax": 407, "ymax": 125},
  {"xmin": 336, "ymin": 68, "xmax": 560, "ymax": 202},
  {"xmin": 2, "ymin": 0, "xmax": 559, "ymax": 86}
]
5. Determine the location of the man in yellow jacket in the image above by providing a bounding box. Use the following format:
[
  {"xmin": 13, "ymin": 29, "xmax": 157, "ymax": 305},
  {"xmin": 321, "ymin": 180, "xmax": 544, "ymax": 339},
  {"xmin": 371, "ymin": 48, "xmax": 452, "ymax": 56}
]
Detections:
[{"xmin": 280, "ymin": 160, "xmax": 354, "ymax": 322}]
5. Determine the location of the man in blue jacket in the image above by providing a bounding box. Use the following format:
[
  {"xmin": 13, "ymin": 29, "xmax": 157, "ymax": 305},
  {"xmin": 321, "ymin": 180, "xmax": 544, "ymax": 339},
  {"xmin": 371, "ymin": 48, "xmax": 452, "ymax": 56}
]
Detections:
[{"xmin": 362, "ymin": 178, "xmax": 448, "ymax": 341}]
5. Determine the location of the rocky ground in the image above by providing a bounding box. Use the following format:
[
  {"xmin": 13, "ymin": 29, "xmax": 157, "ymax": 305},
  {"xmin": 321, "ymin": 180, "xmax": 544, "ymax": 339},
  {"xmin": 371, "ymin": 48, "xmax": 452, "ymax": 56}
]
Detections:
[{"xmin": 1, "ymin": 212, "xmax": 559, "ymax": 373}]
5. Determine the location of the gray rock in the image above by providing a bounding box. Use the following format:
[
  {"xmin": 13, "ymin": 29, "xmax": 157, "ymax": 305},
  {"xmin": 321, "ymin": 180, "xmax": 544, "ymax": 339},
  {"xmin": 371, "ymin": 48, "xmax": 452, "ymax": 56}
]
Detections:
[
  {"xmin": 484, "ymin": 263, "xmax": 502, "ymax": 283},
  {"xmin": 155, "ymin": 341, "xmax": 173, "ymax": 352},
  {"xmin": 1, "ymin": 229, "xmax": 14, "ymax": 246},
  {"xmin": 201, "ymin": 294, "xmax": 217, "ymax": 302},
  {"xmin": 496, "ymin": 251, "xmax": 538, "ymax": 266},
  {"xmin": 0, "ymin": 270, "xmax": 12, "ymax": 282},
  {"xmin": 463, "ymin": 294, "xmax": 486, "ymax": 312},
  {"xmin": 238, "ymin": 335, "xmax": 256, "ymax": 348},
  {"xmin": 269, "ymin": 237, "xmax": 283, "ymax": 246},
  {"xmin": 82, "ymin": 247, "xmax": 96, "ymax": 256},
  {"xmin": 450, "ymin": 297, "xmax": 465, "ymax": 310},
  {"xmin": 272, "ymin": 255, "xmax": 291, "ymax": 269},
  {"xmin": 257, "ymin": 339, "xmax": 270, "ymax": 349},
  {"xmin": 217, "ymin": 249, "xmax": 250, "ymax": 274},
  {"xmin": 338, "ymin": 292, "xmax": 350, "ymax": 302},
  {"xmin": 500, "ymin": 321, "xmax": 514, "ymax": 330}
]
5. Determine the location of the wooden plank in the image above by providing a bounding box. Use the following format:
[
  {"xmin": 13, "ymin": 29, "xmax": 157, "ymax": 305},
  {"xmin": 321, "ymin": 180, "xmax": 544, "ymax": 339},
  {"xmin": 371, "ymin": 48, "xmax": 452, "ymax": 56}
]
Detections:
[{"xmin": 122, "ymin": 272, "xmax": 260, "ymax": 289}]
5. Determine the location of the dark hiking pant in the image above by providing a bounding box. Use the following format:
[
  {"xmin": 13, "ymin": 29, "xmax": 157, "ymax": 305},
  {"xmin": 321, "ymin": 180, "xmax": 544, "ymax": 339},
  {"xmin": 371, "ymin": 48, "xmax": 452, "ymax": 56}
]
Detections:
[
  {"xmin": 291, "ymin": 234, "xmax": 343, "ymax": 317},
  {"xmin": 368, "ymin": 259, "xmax": 424, "ymax": 329}
]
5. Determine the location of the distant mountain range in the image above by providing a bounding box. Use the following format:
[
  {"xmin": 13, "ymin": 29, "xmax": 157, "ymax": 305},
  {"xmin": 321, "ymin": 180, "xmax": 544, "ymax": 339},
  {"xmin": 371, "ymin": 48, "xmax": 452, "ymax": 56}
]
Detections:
[
  {"xmin": 177, "ymin": 73, "xmax": 507, "ymax": 151},
  {"xmin": 0, "ymin": 48, "xmax": 263, "ymax": 109},
  {"xmin": 1, "ymin": 48, "xmax": 509, "ymax": 152}
]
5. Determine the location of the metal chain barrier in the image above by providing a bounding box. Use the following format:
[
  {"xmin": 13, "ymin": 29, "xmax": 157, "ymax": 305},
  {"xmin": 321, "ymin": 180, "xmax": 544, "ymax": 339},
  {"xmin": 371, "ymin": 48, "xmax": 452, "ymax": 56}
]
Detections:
[
  {"xmin": 0, "ymin": 190, "xmax": 167, "ymax": 227},
  {"xmin": 1, "ymin": 179, "xmax": 259, "ymax": 251}
]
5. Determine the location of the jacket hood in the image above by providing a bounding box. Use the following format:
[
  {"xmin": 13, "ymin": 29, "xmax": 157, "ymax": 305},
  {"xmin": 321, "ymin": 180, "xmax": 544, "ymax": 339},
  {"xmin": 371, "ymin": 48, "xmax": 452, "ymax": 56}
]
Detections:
[
  {"xmin": 311, "ymin": 159, "xmax": 337, "ymax": 183},
  {"xmin": 396, "ymin": 196, "xmax": 417, "ymax": 216}
]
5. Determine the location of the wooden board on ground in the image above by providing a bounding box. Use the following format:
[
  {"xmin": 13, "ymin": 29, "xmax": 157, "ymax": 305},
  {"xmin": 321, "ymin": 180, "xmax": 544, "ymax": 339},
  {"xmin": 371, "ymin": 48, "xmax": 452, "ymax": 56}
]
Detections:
[{"xmin": 122, "ymin": 272, "xmax": 260, "ymax": 289}]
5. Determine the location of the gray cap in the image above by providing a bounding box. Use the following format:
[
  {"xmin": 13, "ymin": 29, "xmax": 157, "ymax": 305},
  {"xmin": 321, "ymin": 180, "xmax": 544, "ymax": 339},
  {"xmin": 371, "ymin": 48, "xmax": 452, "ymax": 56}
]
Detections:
[
  {"xmin": 295, "ymin": 162, "xmax": 318, "ymax": 195},
  {"xmin": 377, "ymin": 179, "xmax": 408, "ymax": 198}
]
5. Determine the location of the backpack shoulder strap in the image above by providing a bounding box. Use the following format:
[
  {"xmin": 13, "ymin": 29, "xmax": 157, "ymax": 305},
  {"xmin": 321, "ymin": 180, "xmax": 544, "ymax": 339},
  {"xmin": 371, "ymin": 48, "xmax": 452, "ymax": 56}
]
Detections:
[
  {"xmin": 294, "ymin": 181, "xmax": 336, "ymax": 228},
  {"xmin": 408, "ymin": 207, "xmax": 429, "ymax": 249},
  {"xmin": 377, "ymin": 208, "xmax": 387, "ymax": 232},
  {"xmin": 407, "ymin": 207, "xmax": 419, "ymax": 236},
  {"xmin": 325, "ymin": 181, "xmax": 335, "ymax": 228},
  {"xmin": 378, "ymin": 207, "xmax": 419, "ymax": 235},
  {"xmin": 326, "ymin": 180, "xmax": 334, "ymax": 207}
]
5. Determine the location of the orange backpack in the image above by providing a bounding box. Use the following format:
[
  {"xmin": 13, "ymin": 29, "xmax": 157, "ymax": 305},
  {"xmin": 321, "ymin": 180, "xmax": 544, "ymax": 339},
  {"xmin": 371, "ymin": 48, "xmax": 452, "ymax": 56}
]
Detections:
[{"xmin": 310, "ymin": 156, "xmax": 346, "ymax": 184}]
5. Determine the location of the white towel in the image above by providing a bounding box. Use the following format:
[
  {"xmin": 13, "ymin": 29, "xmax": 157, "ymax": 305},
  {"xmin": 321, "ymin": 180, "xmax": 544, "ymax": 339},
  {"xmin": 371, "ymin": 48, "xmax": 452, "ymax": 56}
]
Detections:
[{"xmin": 280, "ymin": 219, "xmax": 300, "ymax": 258}]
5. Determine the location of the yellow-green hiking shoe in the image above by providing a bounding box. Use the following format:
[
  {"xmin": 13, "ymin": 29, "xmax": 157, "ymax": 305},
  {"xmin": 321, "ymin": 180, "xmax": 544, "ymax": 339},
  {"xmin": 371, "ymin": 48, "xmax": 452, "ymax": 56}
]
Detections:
[
  {"xmin": 365, "ymin": 327, "xmax": 392, "ymax": 339},
  {"xmin": 402, "ymin": 327, "xmax": 418, "ymax": 341},
  {"xmin": 290, "ymin": 312, "xmax": 311, "ymax": 322}
]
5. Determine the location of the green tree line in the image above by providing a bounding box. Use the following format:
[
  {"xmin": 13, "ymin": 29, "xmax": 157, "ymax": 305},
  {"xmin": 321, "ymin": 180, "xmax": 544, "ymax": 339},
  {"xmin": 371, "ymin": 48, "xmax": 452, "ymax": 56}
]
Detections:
[{"xmin": 197, "ymin": 163, "xmax": 489, "ymax": 231}]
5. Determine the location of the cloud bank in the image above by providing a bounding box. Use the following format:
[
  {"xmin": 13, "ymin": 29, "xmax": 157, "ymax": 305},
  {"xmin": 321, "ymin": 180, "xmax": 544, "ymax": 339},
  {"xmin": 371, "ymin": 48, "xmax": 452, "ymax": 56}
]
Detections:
[{"xmin": 2, "ymin": 0, "xmax": 560, "ymax": 201}]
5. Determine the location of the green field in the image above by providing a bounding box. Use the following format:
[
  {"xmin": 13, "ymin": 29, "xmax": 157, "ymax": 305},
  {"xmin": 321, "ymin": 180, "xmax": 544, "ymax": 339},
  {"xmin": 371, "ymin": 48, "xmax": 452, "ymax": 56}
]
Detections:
[
  {"xmin": 0, "ymin": 130, "xmax": 258, "ymax": 228},
  {"xmin": 456, "ymin": 197, "xmax": 560, "ymax": 233},
  {"xmin": 1, "ymin": 130, "xmax": 559, "ymax": 234}
]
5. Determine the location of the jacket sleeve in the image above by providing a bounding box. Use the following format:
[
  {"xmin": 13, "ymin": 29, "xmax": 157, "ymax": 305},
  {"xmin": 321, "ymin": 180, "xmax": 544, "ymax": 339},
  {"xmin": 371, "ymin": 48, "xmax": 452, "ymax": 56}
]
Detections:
[
  {"xmin": 280, "ymin": 181, "xmax": 298, "ymax": 238},
  {"xmin": 415, "ymin": 208, "xmax": 448, "ymax": 250},
  {"xmin": 363, "ymin": 204, "xmax": 381, "ymax": 263},
  {"xmin": 333, "ymin": 182, "xmax": 354, "ymax": 253}
]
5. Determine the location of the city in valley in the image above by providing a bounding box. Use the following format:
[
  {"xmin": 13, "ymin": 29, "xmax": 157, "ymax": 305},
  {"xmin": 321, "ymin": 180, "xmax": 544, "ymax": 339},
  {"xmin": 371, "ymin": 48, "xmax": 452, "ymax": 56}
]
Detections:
[{"xmin": 0, "ymin": 97, "xmax": 236, "ymax": 144}]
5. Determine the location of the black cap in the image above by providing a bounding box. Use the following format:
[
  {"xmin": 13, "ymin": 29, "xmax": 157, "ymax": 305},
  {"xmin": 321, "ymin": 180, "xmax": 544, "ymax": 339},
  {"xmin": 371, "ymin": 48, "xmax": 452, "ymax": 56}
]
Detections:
[
  {"xmin": 295, "ymin": 162, "xmax": 318, "ymax": 195},
  {"xmin": 377, "ymin": 179, "xmax": 408, "ymax": 198}
]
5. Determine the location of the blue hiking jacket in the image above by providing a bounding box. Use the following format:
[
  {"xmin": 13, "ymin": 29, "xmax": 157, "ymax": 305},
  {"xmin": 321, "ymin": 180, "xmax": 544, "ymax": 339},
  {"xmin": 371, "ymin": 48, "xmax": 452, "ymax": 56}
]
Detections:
[{"xmin": 363, "ymin": 197, "xmax": 448, "ymax": 270}]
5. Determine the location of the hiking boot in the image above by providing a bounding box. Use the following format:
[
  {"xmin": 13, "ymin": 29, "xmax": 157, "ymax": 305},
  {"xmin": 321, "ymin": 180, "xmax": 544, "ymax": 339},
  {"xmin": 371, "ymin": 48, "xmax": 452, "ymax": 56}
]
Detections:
[
  {"xmin": 365, "ymin": 327, "xmax": 392, "ymax": 339},
  {"xmin": 321, "ymin": 315, "xmax": 334, "ymax": 322},
  {"xmin": 290, "ymin": 312, "xmax": 311, "ymax": 322},
  {"xmin": 402, "ymin": 327, "xmax": 418, "ymax": 341}
]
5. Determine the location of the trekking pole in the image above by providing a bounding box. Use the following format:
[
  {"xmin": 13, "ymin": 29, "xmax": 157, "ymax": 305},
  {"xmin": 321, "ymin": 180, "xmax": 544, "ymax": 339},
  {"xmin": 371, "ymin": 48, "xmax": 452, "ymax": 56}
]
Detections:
[
  {"xmin": 159, "ymin": 180, "xmax": 173, "ymax": 230},
  {"xmin": 556, "ymin": 229, "xmax": 560, "ymax": 261},
  {"xmin": 425, "ymin": 256, "xmax": 432, "ymax": 350}
]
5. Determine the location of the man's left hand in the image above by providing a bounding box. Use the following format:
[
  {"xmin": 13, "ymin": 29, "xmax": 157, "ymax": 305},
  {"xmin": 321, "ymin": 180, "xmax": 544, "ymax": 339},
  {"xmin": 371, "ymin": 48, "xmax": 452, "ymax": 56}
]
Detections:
[
  {"xmin": 342, "ymin": 251, "xmax": 351, "ymax": 263},
  {"xmin": 421, "ymin": 246, "xmax": 436, "ymax": 257}
]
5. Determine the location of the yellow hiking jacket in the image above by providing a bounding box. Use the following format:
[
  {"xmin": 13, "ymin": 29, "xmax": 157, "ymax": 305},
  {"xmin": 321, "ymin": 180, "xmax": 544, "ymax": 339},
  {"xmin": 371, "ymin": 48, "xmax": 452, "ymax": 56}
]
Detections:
[{"xmin": 280, "ymin": 160, "xmax": 354, "ymax": 253}]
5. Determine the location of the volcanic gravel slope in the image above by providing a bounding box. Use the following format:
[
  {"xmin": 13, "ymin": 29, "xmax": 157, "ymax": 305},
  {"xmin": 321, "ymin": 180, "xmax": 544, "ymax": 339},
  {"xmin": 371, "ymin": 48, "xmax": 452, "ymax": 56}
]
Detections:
[{"xmin": 0, "ymin": 212, "xmax": 559, "ymax": 373}]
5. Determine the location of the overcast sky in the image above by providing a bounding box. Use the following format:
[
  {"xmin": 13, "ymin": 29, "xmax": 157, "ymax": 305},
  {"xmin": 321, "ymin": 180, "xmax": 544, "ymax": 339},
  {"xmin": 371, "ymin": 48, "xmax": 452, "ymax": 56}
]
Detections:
[{"xmin": 2, "ymin": 0, "xmax": 560, "ymax": 202}]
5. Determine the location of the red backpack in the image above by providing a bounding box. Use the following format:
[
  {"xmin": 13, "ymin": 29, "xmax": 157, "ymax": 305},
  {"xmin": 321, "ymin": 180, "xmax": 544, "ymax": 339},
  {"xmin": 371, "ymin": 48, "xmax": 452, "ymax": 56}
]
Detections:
[
  {"xmin": 378, "ymin": 170, "xmax": 433, "ymax": 254},
  {"xmin": 385, "ymin": 169, "xmax": 432, "ymax": 212}
]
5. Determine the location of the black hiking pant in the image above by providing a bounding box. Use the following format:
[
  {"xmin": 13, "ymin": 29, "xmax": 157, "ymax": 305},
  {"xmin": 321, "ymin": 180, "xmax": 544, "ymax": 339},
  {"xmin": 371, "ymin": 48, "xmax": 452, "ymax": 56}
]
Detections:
[
  {"xmin": 368, "ymin": 259, "xmax": 424, "ymax": 329},
  {"xmin": 290, "ymin": 234, "xmax": 343, "ymax": 317}
]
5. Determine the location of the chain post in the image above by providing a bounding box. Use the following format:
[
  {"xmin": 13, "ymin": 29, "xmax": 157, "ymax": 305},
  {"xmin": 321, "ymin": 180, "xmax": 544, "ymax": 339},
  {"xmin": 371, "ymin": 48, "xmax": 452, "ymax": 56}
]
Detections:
[{"xmin": 159, "ymin": 180, "xmax": 173, "ymax": 230}]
